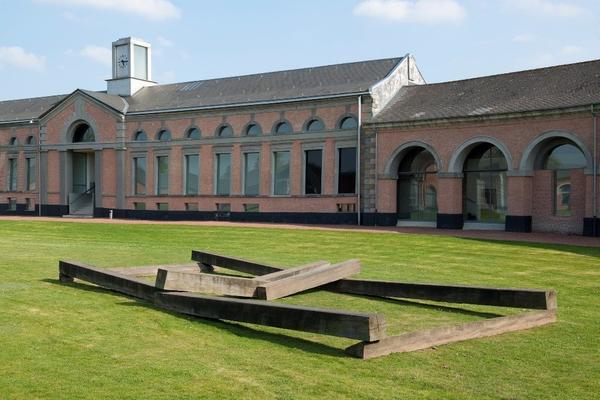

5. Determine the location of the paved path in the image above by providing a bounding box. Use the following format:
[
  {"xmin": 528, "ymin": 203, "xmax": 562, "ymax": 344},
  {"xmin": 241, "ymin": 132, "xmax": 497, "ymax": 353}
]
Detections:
[{"xmin": 1, "ymin": 216, "xmax": 599, "ymax": 248}]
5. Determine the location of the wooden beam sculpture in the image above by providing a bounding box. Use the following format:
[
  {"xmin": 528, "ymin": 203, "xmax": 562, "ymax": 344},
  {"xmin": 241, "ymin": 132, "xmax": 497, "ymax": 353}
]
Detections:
[{"xmin": 58, "ymin": 251, "xmax": 557, "ymax": 359}]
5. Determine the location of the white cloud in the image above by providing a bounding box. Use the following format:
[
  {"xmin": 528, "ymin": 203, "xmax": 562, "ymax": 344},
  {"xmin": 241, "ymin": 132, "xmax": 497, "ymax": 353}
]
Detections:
[
  {"xmin": 513, "ymin": 33, "xmax": 536, "ymax": 43},
  {"xmin": 505, "ymin": 0, "xmax": 586, "ymax": 17},
  {"xmin": 80, "ymin": 45, "xmax": 111, "ymax": 66},
  {"xmin": 561, "ymin": 45, "xmax": 584, "ymax": 54},
  {"xmin": 157, "ymin": 36, "xmax": 174, "ymax": 47},
  {"xmin": 0, "ymin": 46, "xmax": 46, "ymax": 71},
  {"xmin": 353, "ymin": 0, "xmax": 466, "ymax": 24},
  {"xmin": 36, "ymin": 0, "xmax": 181, "ymax": 21}
]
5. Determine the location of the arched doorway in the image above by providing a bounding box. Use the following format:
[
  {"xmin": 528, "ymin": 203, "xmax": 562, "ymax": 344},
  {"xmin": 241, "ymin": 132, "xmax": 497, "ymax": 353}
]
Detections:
[
  {"xmin": 462, "ymin": 143, "xmax": 508, "ymax": 225},
  {"xmin": 396, "ymin": 148, "xmax": 438, "ymax": 223},
  {"xmin": 69, "ymin": 123, "xmax": 96, "ymax": 215}
]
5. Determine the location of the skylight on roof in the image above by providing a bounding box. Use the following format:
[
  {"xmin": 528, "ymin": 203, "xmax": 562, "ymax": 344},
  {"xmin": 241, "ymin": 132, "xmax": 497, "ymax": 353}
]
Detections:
[{"xmin": 178, "ymin": 82, "xmax": 204, "ymax": 92}]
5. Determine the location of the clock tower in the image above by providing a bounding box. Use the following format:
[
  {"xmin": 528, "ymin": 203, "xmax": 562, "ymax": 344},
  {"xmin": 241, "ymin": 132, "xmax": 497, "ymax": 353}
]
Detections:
[{"xmin": 107, "ymin": 37, "xmax": 156, "ymax": 97}]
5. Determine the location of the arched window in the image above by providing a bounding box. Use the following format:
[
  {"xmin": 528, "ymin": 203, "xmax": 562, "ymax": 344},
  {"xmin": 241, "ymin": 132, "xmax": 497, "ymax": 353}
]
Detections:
[
  {"xmin": 306, "ymin": 118, "xmax": 325, "ymax": 132},
  {"xmin": 274, "ymin": 121, "xmax": 292, "ymax": 134},
  {"xmin": 217, "ymin": 125, "xmax": 234, "ymax": 137},
  {"xmin": 397, "ymin": 148, "xmax": 438, "ymax": 222},
  {"xmin": 187, "ymin": 128, "xmax": 201, "ymax": 140},
  {"xmin": 463, "ymin": 143, "xmax": 508, "ymax": 224},
  {"xmin": 245, "ymin": 123, "xmax": 262, "ymax": 136},
  {"xmin": 157, "ymin": 130, "xmax": 171, "ymax": 141},
  {"xmin": 9, "ymin": 137, "xmax": 17, "ymax": 146},
  {"xmin": 339, "ymin": 116, "xmax": 358, "ymax": 130},
  {"xmin": 542, "ymin": 143, "xmax": 586, "ymax": 216},
  {"xmin": 72, "ymin": 124, "xmax": 95, "ymax": 143},
  {"xmin": 26, "ymin": 136, "xmax": 36, "ymax": 145},
  {"xmin": 134, "ymin": 131, "xmax": 148, "ymax": 141}
]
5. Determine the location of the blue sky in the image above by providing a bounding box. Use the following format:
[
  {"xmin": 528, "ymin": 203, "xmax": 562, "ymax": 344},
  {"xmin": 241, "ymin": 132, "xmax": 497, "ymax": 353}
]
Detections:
[{"xmin": 0, "ymin": 0, "xmax": 598, "ymax": 101}]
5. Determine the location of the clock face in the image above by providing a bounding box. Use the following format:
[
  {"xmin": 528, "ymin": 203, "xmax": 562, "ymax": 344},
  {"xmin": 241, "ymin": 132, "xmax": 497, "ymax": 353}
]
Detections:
[{"xmin": 118, "ymin": 54, "xmax": 129, "ymax": 69}]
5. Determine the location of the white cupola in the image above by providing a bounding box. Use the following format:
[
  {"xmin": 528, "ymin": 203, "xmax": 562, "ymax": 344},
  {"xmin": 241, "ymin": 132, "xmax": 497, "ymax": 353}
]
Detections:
[{"xmin": 106, "ymin": 37, "xmax": 156, "ymax": 97}]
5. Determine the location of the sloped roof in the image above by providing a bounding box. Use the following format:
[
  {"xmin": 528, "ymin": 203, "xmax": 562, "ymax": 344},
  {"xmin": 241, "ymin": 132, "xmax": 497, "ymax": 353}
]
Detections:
[
  {"xmin": 0, "ymin": 94, "xmax": 67, "ymax": 123},
  {"xmin": 372, "ymin": 59, "xmax": 600, "ymax": 124},
  {"xmin": 124, "ymin": 57, "xmax": 403, "ymax": 113}
]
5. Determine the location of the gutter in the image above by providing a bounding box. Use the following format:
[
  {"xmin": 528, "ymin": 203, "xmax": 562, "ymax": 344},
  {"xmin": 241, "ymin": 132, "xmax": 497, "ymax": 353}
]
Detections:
[
  {"xmin": 125, "ymin": 91, "xmax": 371, "ymax": 116},
  {"xmin": 593, "ymin": 106, "xmax": 598, "ymax": 236},
  {"xmin": 357, "ymin": 95, "xmax": 362, "ymax": 226}
]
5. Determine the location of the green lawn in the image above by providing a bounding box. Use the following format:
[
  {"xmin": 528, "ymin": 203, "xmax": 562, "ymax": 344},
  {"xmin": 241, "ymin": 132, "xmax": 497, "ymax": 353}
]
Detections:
[{"xmin": 1, "ymin": 220, "xmax": 599, "ymax": 399}]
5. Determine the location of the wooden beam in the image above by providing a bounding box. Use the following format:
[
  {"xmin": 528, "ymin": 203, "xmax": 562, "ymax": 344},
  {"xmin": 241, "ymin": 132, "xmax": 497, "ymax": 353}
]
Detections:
[
  {"xmin": 155, "ymin": 292, "xmax": 387, "ymax": 341},
  {"xmin": 108, "ymin": 263, "xmax": 202, "ymax": 277},
  {"xmin": 253, "ymin": 261, "xmax": 329, "ymax": 283},
  {"xmin": 155, "ymin": 269, "xmax": 259, "ymax": 297},
  {"xmin": 345, "ymin": 310, "xmax": 556, "ymax": 359},
  {"xmin": 59, "ymin": 260, "xmax": 163, "ymax": 301},
  {"xmin": 190, "ymin": 251, "xmax": 556, "ymax": 310},
  {"xmin": 191, "ymin": 250, "xmax": 280, "ymax": 275},
  {"xmin": 326, "ymin": 279, "xmax": 557, "ymax": 310},
  {"xmin": 255, "ymin": 260, "xmax": 361, "ymax": 300}
]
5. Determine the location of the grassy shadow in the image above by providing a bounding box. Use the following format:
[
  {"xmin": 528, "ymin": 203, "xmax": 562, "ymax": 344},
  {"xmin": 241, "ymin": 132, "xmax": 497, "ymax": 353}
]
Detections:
[
  {"xmin": 459, "ymin": 237, "xmax": 600, "ymax": 259},
  {"xmin": 43, "ymin": 278, "xmax": 346, "ymax": 358}
]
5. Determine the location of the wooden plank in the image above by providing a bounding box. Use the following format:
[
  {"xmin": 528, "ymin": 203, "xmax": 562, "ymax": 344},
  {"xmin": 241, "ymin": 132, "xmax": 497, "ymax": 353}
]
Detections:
[
  {"xmin": 253, "ymin": 261, "xmax": 329, "ymax": 283},
  {"xmin": 255, "ymin": 260, "xmax": 361, "ymax": 300},
  {"xmin": 59, "ymin": 260, "xmax": 163, "ymax": 301},
  {"xmin": 108, "ymin": 263, "xmax": 202, "ymax": 277},
  {"xmin": 191, "ymin": 251, "xmax": 556, "ymax": 310},
  {"xmin": 155, "ymin": 269, "xmax": 259, "ymax": 297},
  {"xmin": 345, "ymin": 310, "xmax": 556, "ymax": 359},
  {"xmin": 155, "ymin": 292, "xmax": 387, "ymax": 341},
  {"xmin": 326, "ymin": 279, "xmax": 557, "ymax": 310},
  {"xmin": 191, "ymin": 250, "xmax": 280, "ymax": 276}
]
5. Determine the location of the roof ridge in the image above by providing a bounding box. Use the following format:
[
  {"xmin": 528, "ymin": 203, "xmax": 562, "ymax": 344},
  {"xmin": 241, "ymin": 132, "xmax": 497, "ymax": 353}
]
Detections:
[
  {"xmin": 421, "ymin": 58, "xmax": 600, "ymax": 88},
  {"xmin": 140, "ymin": 56, "xmax": 403, "ymax": 91}
]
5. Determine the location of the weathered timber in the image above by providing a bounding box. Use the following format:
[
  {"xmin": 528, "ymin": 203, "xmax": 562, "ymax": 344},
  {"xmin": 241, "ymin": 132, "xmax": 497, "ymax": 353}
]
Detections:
[
  {"xmin": 191, "ymin": 251, "xmax": 556, "ymax": 310},
  {"xmin": 253, "ymin": 261, "xmax": 329, "ymax": 283},
  {"xmin": 345, "ymin": 310, "xmax": 556, "ymax": 359},
  {"xmin": 155, "ymin": 269, "xmax": 260, "ymax": 297},
  {"xmin": 326, "ymin": 279, "xmax": 557, "ymax": 310},
  {"xmin": 255, "ymin": 260, "xmax": 361, "ymax": 300},
  {"xmin": 155, "ymin": 291, "xmax": 387, "ymax": 341},
  {"xmin": 59, "ymin": 260, "xmax": 163, "ymax": 301},
  {"xmin": 191, "ymin": 250, "xmax": 280, "ymax": 275},
  {"xmin": 108, "ymin": 263, "xmax": 202, "ymax": 277}
]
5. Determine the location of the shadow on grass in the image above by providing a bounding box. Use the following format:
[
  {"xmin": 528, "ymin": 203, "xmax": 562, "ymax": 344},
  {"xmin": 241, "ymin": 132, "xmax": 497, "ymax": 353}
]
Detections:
[
  {"xmin": 459, "ymin": 237, "xmax": 600, "ymax": 259},
  {"xmin": 42, "ymin": 278, "xmax": 346, "ymax": 358}
]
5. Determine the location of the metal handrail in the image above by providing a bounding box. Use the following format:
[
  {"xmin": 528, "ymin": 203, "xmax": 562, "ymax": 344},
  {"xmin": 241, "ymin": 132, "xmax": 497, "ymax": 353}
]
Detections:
[{"xmin": 70, "ymin": 184, "xmax": 95, "ymax": 206}]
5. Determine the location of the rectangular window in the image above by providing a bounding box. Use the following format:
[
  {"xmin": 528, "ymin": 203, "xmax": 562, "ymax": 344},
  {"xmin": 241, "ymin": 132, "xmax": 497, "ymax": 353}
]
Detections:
[
  {"xmin": 26, "ymin": 158, "xmax": 36, "ymax": 191},
  {"xmin": 157, "ymin": 202, "xmax": 169, "ymax": 211},
  {"xmin": 244, "ymin": 152, "xmax": 260, "ymax": 196},
  {"xmin": 134, "ymin": 202, "xmax": 146, "ymax": 210},
  {"xmin": 8, "ymin": 198, "xmax": 16, "ymax": 211},
  {"xmin": 134, "ymin": 45, "xmax": 148, "ymax": 80},
  {"xmin": 273, "ymin": 151, "xmax": 290, "ymax": 195},
  {"xmin": 304, "ymin": 149, "xmax": 322, "ymax": 195},
  {"xmin": 133, "ymin": 157, "xmax": 146, "ymax": 195},
  {"xmin": 185, "ymin": 154, "xmax": 199, "ymax": 195},
  {"xmin": 185, "ymin": 202, "xmax": 199, "ymax": 211},
  {"xmin": 156, "ymin": 156, "xmax": 169, "ymax": 195},
  {"xmin": 554, "ymin": 170, "xmax": 572, "ymax": 217},
  {"xmin": 216, "ymin": 203, "xmax": 231, "ymax": 212},
  {"xmin": 8, "ymin": 158, "xmax": 17, "ymax": 191},
  {"xmin": 244, "ymin": 203, "xmax": 259, "ymax": 212},
  {"xmin": 216, "ymin": 153, "xmax": 231, "ymax": 195},
  {"xmin": 338, "ymin": 147, "xmax": 357, "ymax": 194}
]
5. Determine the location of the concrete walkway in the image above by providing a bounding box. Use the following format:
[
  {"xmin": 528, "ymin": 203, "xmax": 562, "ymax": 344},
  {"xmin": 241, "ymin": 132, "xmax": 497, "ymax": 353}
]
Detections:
[{"xmin": 1, "ymin": 216, "xmax": 599, "ymax": 248}]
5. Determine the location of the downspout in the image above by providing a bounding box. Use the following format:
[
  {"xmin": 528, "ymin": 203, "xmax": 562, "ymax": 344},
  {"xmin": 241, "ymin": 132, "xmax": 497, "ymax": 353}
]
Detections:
[
  {"xmin": 593, "ymin": 105, "xmax": 598, "ymax": 236},
  {"xmin": 37, "ymin": 122, "xmax": 42, "ymax": 217},
  {"xmin": 357, "ymin": 95, "xmax": 362, "ymax": 225}
]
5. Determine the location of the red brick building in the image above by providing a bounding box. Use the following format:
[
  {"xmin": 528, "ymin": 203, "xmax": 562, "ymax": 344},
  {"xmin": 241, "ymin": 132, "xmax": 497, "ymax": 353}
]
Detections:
[{"xmin": 1, "ymin": 37, "xmax": 598, "ymax": 236}]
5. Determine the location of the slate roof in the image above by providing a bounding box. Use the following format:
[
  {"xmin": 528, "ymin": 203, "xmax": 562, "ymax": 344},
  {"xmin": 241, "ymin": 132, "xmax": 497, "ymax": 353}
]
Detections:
[
  {"xmin": 372, "ymin": 59, "xmax": 600, "ymax": 124},
  {"xmin": 0, "ymin": 94, "xmax": 67, "ymax": 123},
  {"xmin": 124, "ymin": 57, "xmax": 403, "ymax": 113}
]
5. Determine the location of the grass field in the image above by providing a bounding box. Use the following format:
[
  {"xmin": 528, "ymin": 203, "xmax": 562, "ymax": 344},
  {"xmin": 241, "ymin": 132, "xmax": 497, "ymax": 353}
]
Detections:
[{"xmin": 1, "ymin": 220, "xmax": 599, "ymax": 399}]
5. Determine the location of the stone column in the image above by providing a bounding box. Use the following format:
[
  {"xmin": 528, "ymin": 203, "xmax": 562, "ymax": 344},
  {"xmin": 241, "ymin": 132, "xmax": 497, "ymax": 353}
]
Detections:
[
  {"xmin": 506, "ymin": 173, "xmax": 533, "ymax": 232},
  {"xmin": 436, "ymin": 173, "xmax": 463, "ymax": 229}
]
